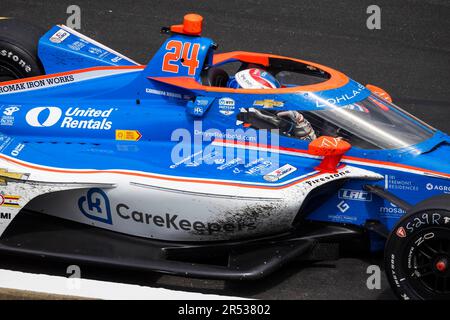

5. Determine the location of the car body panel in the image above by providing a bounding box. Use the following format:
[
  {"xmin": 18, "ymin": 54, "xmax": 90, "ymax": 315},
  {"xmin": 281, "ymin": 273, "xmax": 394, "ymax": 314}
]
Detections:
[{"xmin": 0, "ymin": 25, "xmax": 448, "ymax": 248}]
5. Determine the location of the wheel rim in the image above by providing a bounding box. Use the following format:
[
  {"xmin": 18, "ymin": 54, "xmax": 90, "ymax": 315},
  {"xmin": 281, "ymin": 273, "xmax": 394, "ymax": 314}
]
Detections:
[{"xmin": 408, "ymin": 229, "xmax": 450, "ymax": 296}]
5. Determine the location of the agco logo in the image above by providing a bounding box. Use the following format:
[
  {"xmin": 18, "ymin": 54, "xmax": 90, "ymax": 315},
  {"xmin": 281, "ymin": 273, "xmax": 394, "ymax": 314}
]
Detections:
[
  {"xmin": 426, "ymin": 183, "xmax": 450, "ymax": 193},
  {"xmin": 25, "ymin": 107, "xmax": 62, "ymax": 127}
]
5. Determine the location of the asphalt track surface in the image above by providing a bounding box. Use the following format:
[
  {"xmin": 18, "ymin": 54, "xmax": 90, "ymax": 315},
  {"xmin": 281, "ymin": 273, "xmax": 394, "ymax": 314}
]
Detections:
[{"xmin": 1, "ymin": 0, "xmax": 449, "ymax": 300}]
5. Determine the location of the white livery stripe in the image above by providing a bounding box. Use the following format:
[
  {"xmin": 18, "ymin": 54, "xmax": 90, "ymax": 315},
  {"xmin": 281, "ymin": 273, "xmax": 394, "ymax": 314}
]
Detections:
[
  {"xmin": 0, "ymin": 67, "xmax": 142, "ymax": 95},
  {"xmin": 0, "ymin": 269, "xmax": 244, "ymax": 300}
]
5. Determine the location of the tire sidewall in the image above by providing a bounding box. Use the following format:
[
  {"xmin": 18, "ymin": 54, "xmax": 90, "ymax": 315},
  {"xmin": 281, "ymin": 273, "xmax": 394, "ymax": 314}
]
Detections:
[
  {"xmin": 385, "ymin": 209, "xmax": 450, "ymax": 300},
  {"xmin": 0, "ymin": 39, "xmax": 43, "ymax": 79}
]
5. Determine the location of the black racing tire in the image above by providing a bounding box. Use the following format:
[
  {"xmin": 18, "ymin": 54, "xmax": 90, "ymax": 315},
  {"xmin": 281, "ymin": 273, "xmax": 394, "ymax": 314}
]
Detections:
[
  {"xmin": 0, "ymin": 18, "xmax": 45, "ymax": 82},
  {"xmin": 384, "ymin": 194, "xmax": 450, "ymax": 300}
]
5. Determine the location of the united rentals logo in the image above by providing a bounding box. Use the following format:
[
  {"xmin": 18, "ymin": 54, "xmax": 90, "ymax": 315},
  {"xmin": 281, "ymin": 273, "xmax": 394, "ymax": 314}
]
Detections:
[
  {"xmin": 26, "ymin": 106, "xmax": 114, "ymax": 130},
  {"xmin": 0, "ymin": 168, "xmax": 29, "ymax": 185},
  {"xmin": 25, "ymin": 106, "xmax": 62, "ymax": 127}
]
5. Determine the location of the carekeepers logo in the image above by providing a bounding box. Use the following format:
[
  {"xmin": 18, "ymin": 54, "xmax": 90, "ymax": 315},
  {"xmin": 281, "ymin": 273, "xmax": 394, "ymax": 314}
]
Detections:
[
  {"xmin": 25, "ymin": 106, "xmax": 114, "ymax": 130},
  {"xmin": 78, "ymin": 188, "xmax": 112, "ymax": 224}
]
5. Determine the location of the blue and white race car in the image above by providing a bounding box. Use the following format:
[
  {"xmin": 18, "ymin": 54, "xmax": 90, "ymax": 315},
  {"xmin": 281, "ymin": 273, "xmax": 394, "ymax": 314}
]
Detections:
[{"xmin": 0, "ymin": 14, "xmax": 449, "ymax": 300}]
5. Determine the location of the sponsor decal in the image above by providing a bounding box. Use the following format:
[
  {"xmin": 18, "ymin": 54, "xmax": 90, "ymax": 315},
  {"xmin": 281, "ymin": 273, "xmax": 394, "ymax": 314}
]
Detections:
[
  {"xmin": 111, "ymin": 56, "xmax": 122, "ymax": 63},
  {"xmin": 26, "ymin": 106, "xmax": 114, "ymax": 130},
  {"xmin": 244, "ymin": 157, "xmax": 265, "ymax": 168},
  {"xmin": 217, "ymin": 158, "xmax": 244, "ymax": 171},
  {"xmin": 115, "ymin": 130, "xmax": 142, "ymax": 141},
  {"xmin": 0, "ymin": 75, "xmax": 75, "ymax": 94},
  {"xmin": 253, "ymin": 99, "xmax": 284, "ymax": 108},
  {"xmin": 78, "ymin": 188, "xmax": 112, "ymax": 224},
  {"xmin": 337, "ymin": 200, "xmax": 350, "ymax": 213},
  {"xmin": 0, "ymin": 168, "xmax": 28, "ymax": 185},
  {"xmin": 0, "ymin": 105, "xmax": 20, "ymax": 126},
  {"xmin": 145, "ymin": 88, "xmax": 191, "ymax": 100},
  {"xmin": 0, "ymin": 194, "xmax": 20, "ymax": 208},
  {"xmin": 385, "ymin": 175, "xmax": 418, "ymax": 192},
  {"xmin": 10, "ymin": 143, "xmax": 25, "ymax": 157},
  {"xmin": 218, "ymin": 97, "xmax": 235, "ymax": 116},
  {"xmin": 195, "ymin": 128, "xmax": 257, "ymax": 142},
  {"xmin": 68, "ymin": 40, "xmax": 86, "ymax": 51},
  {"xmin": 0, "ymin": 212, "xmax": 12, "ymax": 223},
  {"xmin": 315, "ymin": 83, "xmax": 366, "ymax": 108},
  {"xmin": 426, "ymin": 183, "xmax": 450, "ymax": 193},
  {"xmin": 263, "ymin": 164, "xmax": 296, "ymax": 182},
  {"xmin": 328, "ymin": 213, "xmax": 357, "ymax": 223},
  {"xmin": 396, "ymin": 227, "xmax": 407, "ymax": 238},
  {"xmin": 245, "ymin": 160, "xmax": 273, "ymax": 175},
  {"xmin": 116, "ymin": 203, "xmax": 256, "ymax": 235},
  {"xmin": 50, "ymin": 29, "xmax": 70, "ymax": 44},
  {"xmin": 25, "ymin": 107, "xmax": 62, "ymax": 127},
  {"xmin": 320, "ymin": 137, "xmax": 340, "ymax": 148},
  {"xmin": 339, "ymin": 189, "xmax": 372, "ymax": 202},
  {"xmin": 169, "ymin": 150, "xmax": 203, "ymax": 169},
  {"xmin": 186, "ymin": 97, "xmax": 214, "ymax": 117},
  {"xmin": 3, "ymin": 106, "xmax": 20, "ymax": 116},
  {"xmin": 0, "ymin": 214, "xmax": 10, "ymax": 225},
  {"xmin": 379, "ymin": 202, "xmax": 406, "ymax": 218},
  {"xmin": 88, "ymin": 47, "xmax": 103, "ymax": 55},
  {"xmin": 0, "ymin": 135, "xmax": 13, "ymax": 152},
  {"xmin": 170, "ymin": 150, "xmax": 221, "ymax": 169},
  {"xmin": 305, "ymin": 170, "xmax": 351, "ymax": 187},
  {"xmin": 0, "ymin": 49, "xmax": 32, "ymax": 73}
]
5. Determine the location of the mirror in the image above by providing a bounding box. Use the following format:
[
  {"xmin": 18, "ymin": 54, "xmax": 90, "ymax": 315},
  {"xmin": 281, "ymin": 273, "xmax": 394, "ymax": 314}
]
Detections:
[
  {"xmin": 366, "ymin": 84, "xmax": 392, "ymax": 103},
  {"xmin": 308, "ymin": 136, "xmax": 351, "ymax": 173}
]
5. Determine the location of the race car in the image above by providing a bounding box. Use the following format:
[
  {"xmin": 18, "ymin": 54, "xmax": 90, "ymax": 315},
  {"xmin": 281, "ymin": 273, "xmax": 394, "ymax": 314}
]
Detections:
[{"xmin": 0, "ymin": 14, "xmax": 449, "ymax": 300}]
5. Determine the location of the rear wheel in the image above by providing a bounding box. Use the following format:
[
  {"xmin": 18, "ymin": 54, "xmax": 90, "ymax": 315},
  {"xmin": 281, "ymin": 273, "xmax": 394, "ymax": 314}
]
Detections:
[
  {"xmin": 384, "ymin": 195, "xmax": 450, "ymax": 300},
  {"xmin": 0, "ymin": 18, "xmax": 45, "ymax": 82}
]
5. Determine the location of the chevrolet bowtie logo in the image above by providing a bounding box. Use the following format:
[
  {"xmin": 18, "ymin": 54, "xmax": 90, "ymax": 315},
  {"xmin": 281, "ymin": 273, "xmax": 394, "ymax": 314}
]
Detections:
[
  {"xmin": 253, "ymin": 99, "xmax": 284, "ymax": 108},
  {"xmin": 0, "ymin": 169, "xmax": 29, "ymax": 185}
]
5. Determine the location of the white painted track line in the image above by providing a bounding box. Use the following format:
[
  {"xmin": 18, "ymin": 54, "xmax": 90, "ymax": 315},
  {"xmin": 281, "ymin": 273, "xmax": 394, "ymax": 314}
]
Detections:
[{"xmin": 0, "ymin": 269, "xmax": 245, "ymax": 300}]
